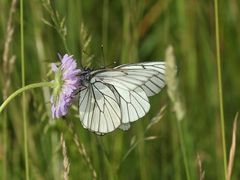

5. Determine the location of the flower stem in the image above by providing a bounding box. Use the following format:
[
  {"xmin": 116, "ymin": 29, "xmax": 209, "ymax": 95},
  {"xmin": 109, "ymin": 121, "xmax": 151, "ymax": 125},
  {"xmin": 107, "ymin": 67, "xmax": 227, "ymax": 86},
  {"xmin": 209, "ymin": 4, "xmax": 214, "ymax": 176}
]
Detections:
[
  {"xmin": 214, "ymin": 0, "xmax": 227, "ymax": 178},
  {"xmin": 0, "ymin": 82, "xmax": 54, "ymax": 114},
  {"xmin": 177, "ymin": 121, "xmax": 191, "ymax": 180},
  {"xmin": 20, "ymin": 0, "xmax": 29, "ymax": 178}
]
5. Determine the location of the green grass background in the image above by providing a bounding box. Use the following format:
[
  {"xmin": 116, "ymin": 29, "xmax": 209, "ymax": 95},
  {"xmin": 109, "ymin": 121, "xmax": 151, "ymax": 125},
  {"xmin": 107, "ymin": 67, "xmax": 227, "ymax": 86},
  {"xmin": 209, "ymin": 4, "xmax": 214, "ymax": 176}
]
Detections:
[{"xmin": 0, "ymin": 0, "xmax": 240, "ymax": 179}]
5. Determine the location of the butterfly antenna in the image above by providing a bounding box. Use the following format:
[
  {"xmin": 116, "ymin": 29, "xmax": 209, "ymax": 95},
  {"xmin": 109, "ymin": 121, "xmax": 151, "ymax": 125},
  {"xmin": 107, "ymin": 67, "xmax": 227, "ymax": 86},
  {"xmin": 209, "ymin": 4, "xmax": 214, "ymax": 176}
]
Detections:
[
  {"xmin": 101, "ymin": 61, "xmax": 117, "ymax": 69},
  {"xmin": 57, "ymin": 53, "xmax": 62, "ymax": 60},
  {"xmin": 101, "ymin": 44, "xmax": 106, "ymax": 67}
]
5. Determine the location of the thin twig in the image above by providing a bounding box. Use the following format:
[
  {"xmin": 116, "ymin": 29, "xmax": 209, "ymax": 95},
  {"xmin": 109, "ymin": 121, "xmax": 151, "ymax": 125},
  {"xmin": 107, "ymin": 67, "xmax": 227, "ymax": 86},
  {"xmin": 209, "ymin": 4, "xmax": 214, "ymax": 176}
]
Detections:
[
  {"xmin": 165, "ymin": 45, "xmax": 190, "ymax": 180},
  {"xmin": 146, "ymin": 104, "xmax": 166, "ymax": 131},
  {"xmin": 138, "ymin": 1, "xmax": 169, "ymax": 38},
  {"xmin": 2, "ymin": 0, "xmax": 17, "ymax": 99},
  {"xmin": 61, "ymin": 133, "xmax": 70, "ymax": 180},
  {"xmin": 73, "ymin": 134, "xmax": 97, "ymax": 180},
  {"xmin": 68, "ymin": 123, "xmax": 97, "ymax": 180},
  {"xmin": 41, "ymin": 0, "xmax": 69, "ymax": 53},
  {"xmin": 116, "ymin": 105, "xmax": 165, "ymax": 171},
  {"xmin": 227, "ymin": 112, "xmax": 238, "ymax": 180},
  {"xmin": 197, "ymin": 154, "xmax": 205, "ymax": 180},
  {"xmin": 2, "ymin": 1, "xmax": 17, "ymax": 178},
  {"xmin": 80, "ymin": 24, "xmax": 93, "ymax": 68}
]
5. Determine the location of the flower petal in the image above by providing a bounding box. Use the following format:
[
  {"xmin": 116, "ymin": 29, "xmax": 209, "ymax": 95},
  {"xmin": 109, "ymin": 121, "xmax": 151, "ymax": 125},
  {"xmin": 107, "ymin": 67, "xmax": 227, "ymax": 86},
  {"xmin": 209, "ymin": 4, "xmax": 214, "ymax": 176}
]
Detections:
[
  {"xmin": 51, "ymin": 54, "xmax": 81, "ymax": 118},
  {"xmin": 51, "ymin": 63, "xmax": 58, "ymax": 72}
]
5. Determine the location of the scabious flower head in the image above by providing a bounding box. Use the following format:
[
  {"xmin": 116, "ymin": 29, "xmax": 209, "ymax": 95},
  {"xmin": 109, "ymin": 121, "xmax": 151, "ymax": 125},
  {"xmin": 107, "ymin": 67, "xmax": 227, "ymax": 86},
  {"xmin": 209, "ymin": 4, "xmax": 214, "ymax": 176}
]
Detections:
[{"xmin": 51, "ymin": 54, "xmax": 81, "ymax": 118}]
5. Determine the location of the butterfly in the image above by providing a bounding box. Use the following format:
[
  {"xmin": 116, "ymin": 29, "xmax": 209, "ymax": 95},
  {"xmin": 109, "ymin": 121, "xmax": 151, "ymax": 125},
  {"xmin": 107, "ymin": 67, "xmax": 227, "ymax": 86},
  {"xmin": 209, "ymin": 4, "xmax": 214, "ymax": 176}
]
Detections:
[{"xmin": 78, "ymin": 62, "xmax": 165, "ymax": 134}]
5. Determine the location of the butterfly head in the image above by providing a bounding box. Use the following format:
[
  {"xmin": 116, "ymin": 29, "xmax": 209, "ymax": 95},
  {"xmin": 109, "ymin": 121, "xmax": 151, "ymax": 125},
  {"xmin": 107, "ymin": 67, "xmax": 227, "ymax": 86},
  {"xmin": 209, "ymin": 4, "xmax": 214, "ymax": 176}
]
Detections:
[{"xmin": 79, "ymin": 67, "xmax": 92, "ymax": 87}]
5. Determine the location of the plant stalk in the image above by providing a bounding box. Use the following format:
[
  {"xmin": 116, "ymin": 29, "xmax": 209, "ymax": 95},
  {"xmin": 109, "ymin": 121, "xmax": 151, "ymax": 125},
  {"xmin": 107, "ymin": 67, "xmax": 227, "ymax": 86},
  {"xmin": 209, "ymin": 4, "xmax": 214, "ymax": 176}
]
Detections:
[
  {"xmin": 0, "ymin": 82, "xmax": 54, "ymax": 114},
  {"xmin": 214, "ymin": 0, "xmax": 227, "ymax": 178}
]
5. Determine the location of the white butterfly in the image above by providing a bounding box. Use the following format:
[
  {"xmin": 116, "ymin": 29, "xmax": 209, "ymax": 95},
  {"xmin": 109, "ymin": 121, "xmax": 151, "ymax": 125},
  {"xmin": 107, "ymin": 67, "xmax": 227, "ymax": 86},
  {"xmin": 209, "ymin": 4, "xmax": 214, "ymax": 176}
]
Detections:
[{"xmin": 78, "ymin": 62, "xmax": 165, "ymax": 134}]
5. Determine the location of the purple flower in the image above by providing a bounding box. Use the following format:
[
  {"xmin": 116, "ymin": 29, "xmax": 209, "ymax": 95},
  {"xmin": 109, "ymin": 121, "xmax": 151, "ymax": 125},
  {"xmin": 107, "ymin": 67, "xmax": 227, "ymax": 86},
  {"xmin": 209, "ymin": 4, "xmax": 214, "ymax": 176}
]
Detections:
[{"xmin": 50, "ymin": 54, "xmax": 81, "ymax": 118}]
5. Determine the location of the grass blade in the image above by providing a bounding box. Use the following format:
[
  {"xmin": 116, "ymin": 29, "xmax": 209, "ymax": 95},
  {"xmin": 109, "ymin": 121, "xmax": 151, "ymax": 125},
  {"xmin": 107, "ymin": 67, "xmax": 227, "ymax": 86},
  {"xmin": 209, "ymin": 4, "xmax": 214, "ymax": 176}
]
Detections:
[{"xmin": 214, "ymin": 0, "xmax": 227, "ymax": 178}]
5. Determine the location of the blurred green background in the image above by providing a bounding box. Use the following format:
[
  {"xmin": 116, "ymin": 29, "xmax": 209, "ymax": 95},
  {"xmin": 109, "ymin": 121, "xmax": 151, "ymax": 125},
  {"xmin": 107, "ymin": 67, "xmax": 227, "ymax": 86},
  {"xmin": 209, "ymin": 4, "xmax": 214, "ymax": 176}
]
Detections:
[{"xmin": 0, "ymin": 0, "xmax": 240, "ymax": 179}]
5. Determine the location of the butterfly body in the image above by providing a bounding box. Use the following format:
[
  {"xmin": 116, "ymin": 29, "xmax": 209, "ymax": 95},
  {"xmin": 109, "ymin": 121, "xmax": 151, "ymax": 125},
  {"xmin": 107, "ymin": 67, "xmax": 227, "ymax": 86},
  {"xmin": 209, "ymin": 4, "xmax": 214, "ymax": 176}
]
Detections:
[{"xmin": 78, "ymin": 62, "xmax": 165, "ymax": 134}]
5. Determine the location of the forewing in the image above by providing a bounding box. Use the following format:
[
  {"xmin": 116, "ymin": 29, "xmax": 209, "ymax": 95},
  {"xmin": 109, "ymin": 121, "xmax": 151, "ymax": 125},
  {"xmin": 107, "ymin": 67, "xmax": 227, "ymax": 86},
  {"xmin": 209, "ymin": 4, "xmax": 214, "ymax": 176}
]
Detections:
[
  {"xmin": 92, "ymin": 71, "xmax": 143, "ymax": 90},
  {"xmin": 91, "ymin": 62, "xmax": 165, "ymax": 97},
  {"xmin": 115, "ymin": 62, "xmax": 166, "ymax": 96},
  {"xmin": 79, "ymin": 81, "xmax": 121, "ymax": 134}
]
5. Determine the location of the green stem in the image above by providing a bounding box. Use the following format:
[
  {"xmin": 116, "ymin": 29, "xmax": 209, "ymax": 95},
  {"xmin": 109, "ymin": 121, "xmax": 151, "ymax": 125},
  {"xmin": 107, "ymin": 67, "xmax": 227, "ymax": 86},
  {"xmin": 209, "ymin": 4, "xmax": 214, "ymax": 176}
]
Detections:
[
  {"xmin": 3, "ymin": 112, "xmax": 7, "ymax": 180},
  {"xmin": 177, "ymin": 121, "xmax": 191, "ymax": 180},
  {"xmin": 214, "ymin": 0, "xmax": 227, "ymax": 179},
  {"xmin": 0, "ymin": 82, "xmax": 54, "ymax": 114},
  {"xmin": 20, "ymin": 0, "xmax": 29, "ymax": 179}
]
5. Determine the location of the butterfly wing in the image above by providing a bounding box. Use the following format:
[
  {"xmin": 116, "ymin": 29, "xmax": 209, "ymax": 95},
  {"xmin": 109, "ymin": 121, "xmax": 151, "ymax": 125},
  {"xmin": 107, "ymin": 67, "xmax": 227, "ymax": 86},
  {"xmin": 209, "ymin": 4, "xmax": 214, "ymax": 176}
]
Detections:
[
  {"xmin": 79, "ymin": 80, "xmax": 121, "ymax": 134},
  {"xmin": 110, "ymin": 86, "xmax": 150, "ymax": 123},
  {"xmin": 114, "ymin": 62, "xmax": 165, "ymax": 96},
  {"xmin": 79, "ymin": 62, "xmax": 165, "ymax": 134}
]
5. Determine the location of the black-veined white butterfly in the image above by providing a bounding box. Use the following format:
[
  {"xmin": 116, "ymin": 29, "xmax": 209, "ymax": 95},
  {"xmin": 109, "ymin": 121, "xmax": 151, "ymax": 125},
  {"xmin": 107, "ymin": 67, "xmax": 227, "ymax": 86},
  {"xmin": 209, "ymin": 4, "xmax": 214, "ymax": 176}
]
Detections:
[{"xmin": 78, "ymin": 62, "xmax": 165, "ymax": 134}]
